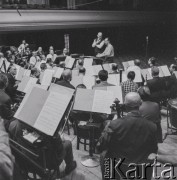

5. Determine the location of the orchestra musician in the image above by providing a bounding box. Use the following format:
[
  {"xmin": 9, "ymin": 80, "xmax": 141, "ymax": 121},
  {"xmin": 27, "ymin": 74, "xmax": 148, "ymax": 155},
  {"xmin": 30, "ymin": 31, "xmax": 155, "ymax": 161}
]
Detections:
[
  {"xmin": 18, "ymin": 40, "xmax": 28, "ymax": 56},
  {"xmin": 92, "ymin": 32, "xmax": 105, "ymax": 56}
]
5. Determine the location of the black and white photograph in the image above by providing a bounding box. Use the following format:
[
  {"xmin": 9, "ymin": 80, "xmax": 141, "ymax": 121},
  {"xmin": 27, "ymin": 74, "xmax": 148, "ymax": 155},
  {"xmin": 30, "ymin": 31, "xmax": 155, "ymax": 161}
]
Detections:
[{"xmin": 0, "ymin": 0, "xmax": 177, "ymax": 179}]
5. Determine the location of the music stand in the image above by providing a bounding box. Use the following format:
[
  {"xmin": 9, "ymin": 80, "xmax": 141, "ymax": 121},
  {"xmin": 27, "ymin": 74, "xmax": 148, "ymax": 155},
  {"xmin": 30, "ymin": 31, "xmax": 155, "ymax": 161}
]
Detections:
[{"xmin": 81, "ymin": 113, "xmax": 100, "ymax": 167}]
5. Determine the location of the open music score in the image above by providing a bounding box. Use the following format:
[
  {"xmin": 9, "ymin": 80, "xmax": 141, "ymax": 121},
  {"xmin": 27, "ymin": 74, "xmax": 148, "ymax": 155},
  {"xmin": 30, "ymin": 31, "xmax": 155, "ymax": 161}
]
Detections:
[
  {"xmin": 40, "ymin": 69, "xmax": 55, "ymax": 86},
  {"xmin": 15, "ymin": 87, "xmax": 74, "ymax": 136},
  {"xmin": 83, "ymin": 58, "xmax": 93, "ymax": 68},
  {"xmin": 65, "ymin": 56, "xmax": 75, "ymax": 69},
  {"xmin": 102, "ymin": 64, "xmax": 113, "ymax": 74},
  {"xmin": 93, "ymin": 85, "xmax": 123, "ymax": 104},
  {"xmin": 122, "ymin": 60, "xmax": 135, "ymax": 70},
  {"xmin": 85, "ymin": 65, "xmax": 102, "ymax": 76},
  {"xmin": 141, "ymin": 65, "xmax": 171, "ymax": 80},
  {"xmin": 15, "ymin": 67, "xmax": 31, "ymax": 81},
  {"xmin": 73, "ymin": 88, "xmax": 114, "ymax": 114},
  {"xmin": 17, "ymin": 76, "xmax": 38, "ymax": 93},
  {"xmin": 53, "ymin": 67, "xmax": 64, "ymax": 79},
  {"xmin": 70, "ymin": 75, "xmax": 96, "ymax": 89}
]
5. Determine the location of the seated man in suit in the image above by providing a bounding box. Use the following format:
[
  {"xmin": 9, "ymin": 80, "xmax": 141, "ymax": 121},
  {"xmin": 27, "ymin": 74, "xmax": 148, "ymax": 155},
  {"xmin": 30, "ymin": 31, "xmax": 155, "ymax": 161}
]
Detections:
[
  {"xmin": 0, "ymin": 73, "xmax": 14, "ymax": 130},
  {"xmin": 56, "ymin": 69, "xmax": 75, "ymax": 89},
  {"xmin": 121, "ymin": 71, "xmax": 138, "ymax": 96},
  {"xmin": 5, "ymin": 66, "xmax": 18, "ymax": 102},
  {"xmin": 127, "ymin": 59, "xmax": 141, "ymax": 72},
  {"xmin": 138, "ymin": 86, "xmax": 162, "ymax": 143},
  {"xmin": 147, "ymin": 66, "xmax": 167, "ymax": 102},
  {"xmin": 92, "ymin": 70, "xmax": 114, "ymax": 89},
  {"xmin": 96, "ymin": 37, "xmax": 114, "ymax": 63},
  {"xmin": 166, "ymin": 64, "xmax": 177, "ymax": 98},
  {"xmin": 97, "ymin": 92, "xmax": 158, "ymax": 180}
]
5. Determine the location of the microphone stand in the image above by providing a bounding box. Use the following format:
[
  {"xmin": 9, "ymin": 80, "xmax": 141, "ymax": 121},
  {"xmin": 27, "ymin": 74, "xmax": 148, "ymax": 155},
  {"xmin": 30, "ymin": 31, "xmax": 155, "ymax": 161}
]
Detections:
[{"xmin": 145, "ymin": 36, "xmax": 149, "ymax": 60}]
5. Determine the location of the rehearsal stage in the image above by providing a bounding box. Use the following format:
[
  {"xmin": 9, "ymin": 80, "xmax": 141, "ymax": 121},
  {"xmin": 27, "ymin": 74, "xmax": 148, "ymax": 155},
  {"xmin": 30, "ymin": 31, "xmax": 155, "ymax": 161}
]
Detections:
[{"xmin": 61, "ymin": 108, "xmax": 177, "ymax": 180}]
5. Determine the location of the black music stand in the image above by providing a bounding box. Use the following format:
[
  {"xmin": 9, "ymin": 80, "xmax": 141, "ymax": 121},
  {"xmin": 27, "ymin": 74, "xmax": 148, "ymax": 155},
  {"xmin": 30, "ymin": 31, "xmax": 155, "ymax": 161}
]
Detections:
[{"xmin": 81, "ymin": 113, "xmax": 100, "ymax": 167}]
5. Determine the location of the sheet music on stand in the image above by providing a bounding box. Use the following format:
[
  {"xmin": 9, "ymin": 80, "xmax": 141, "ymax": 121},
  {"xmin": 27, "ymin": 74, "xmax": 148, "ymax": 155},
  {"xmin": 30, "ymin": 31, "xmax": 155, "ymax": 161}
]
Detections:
[
  {"xmin": 73, "ymin": 88, "xmax": 114, "ymax": 114},
  {"xmin": 107, "ymin": 74, "xmax": 120, "ymax": 86},
  {"xmin": 17, "ymin": 76, "xmax": 38, "ymax": 93},
  {"xmin": 14, "ymin": 87, "xmax": 73, "ymax": 136},
  {"xmin": 83, "ymin": 58, "xmax": 93, "ymax": 68},
  {"xmin": 160, "ymin": 65, "xmax": 171, "ymax": 77},
  {"xmin": 102, "ymin": 64, "xmax": 112, "ymax": 74},
  {"xmin": 41, "ymin": 69, "xmax": 55, "ymax": 86},
  {"xmin": 53, "ymin": 67, "xmax": 64, "ymax": 79},
  {"xmin": 85, "ymin": 65, "xmax": 103, "ymax": 76},
  {"xmin": 141, "ymin": 69, "xmax": 152, "ymax": 80},
  {"xmin": 14, "ymin": 64, "xmax": 21, "ymax": 80},
  {"xmin": 122, "ymin": 60, "xmax": 134, "ymax": 70},
  {"xmin": 65, "ymin": 56, "xmax": 75, "ymax": 69},
  {"xmin": 94, "ymin": 85, "xmax": 123, "ymax": 104}
]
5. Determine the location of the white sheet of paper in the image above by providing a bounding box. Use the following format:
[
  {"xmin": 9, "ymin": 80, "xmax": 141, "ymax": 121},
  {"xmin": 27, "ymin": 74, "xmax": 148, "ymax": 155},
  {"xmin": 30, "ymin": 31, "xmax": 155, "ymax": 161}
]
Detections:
[
  {"xmin": 107, "ymin": 74, "xmax": 119, "ymax": 86},
  {"xmin": 85, "ymin": 66, "xmax": 95, "ymax": 76},
  {"xmin": 83, "ymin": 76, "xmax": 95, "ymax": 89},
  {"xmin": 53, "ymin": 67, "xmax": 64, "ymax": 79},
  {"xmin": 160, "ymin": 65, "xmax": 171, "ymax": 77},
  {"xmin": 65, "ymin": 56, "xmax": 75, "ymax": 69},
  {"xmin": 25, "ymin": 84, "xmax": 48, "ymax": 94},
  {"xmin": 23, "ymin": 69, "xmax": 31, "ymax": 77},
  {"xmin": 158, "ymin": 67, "xmax": 164, "ymax": 77},
  {"xmin": 34, "ymin": 92, "xmax": 72, "ymax": 136},
  {"xmin": 41, "ymin": 69, "xmax": 54, "ymax": 86},
  {"xmin": 83, "ymin": 58, "xmax": 93, "ymax": 68},
  {"xmin": 107, "ymin": 86, "xmax": 123, "ymax": 104},
  {"xmin": 92, "ymin": 90, "xmax": 114, "ymax": 114},
  {"xmin": 15, "ymin": 64, "xmax": 21, "ymax": 80},
  {"xmin": 128, "ymin": 60, "xmax": 135, "ymax": 66},
  {"xmin": 93, "ymin": 65, "xmax": 103, "ymax": 76},
  {"xmin": 24, "ymin": 77, "xmax": 38, "ymax": 93}
]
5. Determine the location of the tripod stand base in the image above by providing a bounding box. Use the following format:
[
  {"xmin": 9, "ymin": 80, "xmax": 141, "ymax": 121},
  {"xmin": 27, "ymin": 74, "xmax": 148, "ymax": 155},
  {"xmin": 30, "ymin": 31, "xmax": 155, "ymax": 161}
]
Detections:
[{"xmin": 81, "ymin": 155, "xmax": 99, "ymax": 167}]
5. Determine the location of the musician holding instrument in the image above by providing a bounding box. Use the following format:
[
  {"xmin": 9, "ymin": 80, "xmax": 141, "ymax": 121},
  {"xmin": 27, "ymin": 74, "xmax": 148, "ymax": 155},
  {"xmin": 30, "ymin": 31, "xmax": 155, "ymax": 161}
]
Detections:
[
  {"xmin": 18, "ymin": 40, "xmax": 28, "ymax": 56},
  {"xmin": 92, "ymin": 32, "xmax": 105, "ymax": 56}
]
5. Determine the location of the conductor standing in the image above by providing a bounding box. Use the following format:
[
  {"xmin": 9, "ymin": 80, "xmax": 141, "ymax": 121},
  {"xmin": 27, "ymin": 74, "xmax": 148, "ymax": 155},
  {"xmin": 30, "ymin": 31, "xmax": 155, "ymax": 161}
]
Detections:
[{"xmin": 92, "ymin": 32, "xmax": 105, "ymax": 56}]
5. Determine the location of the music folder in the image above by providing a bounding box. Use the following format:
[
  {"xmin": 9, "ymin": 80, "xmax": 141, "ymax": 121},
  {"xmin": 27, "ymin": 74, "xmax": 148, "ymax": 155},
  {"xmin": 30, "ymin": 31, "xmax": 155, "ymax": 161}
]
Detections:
[
  {"xmin": 73, "ymin": 88, "xmax": 114, "ymax": 114},
  {"xmin": 14, "ymin": 87, "xmax": 74, "ymax": 136},
  {"xmin": 53, "ymin": 67, "xmax": 64, "ymax": 79},
  {"xmin": 41, "ymin": 69, "xmax": 55, "ymax": 86},
  {"xmin": 122, "ymin": 60, "xmax": 134, "ymax": 70},
  {"xmin": 83, "ymin": 58, "xmax": 93, "ymax": 68}
]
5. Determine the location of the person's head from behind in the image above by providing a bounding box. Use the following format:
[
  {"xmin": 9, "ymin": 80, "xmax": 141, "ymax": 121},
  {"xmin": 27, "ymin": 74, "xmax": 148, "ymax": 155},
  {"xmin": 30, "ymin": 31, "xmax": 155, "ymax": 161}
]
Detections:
[
  {"xmin": 124, "ymin": 92, "xmax": 142, "ymax": 112},
  {"xmin": 40, "ymin": 63, "xmax": 47, "ymax": 71},
  {"xmin": 0, "ymin": 74, "xmax": 8, "ymax": 90},
  {"xmin": 127, "ymin": 71, "xmax": 135, "ymax": 81},
  {"xmin": 104, "ymin": 37, "xmax": 110, "ymax": 46},
  {"xmin": 134, "ymin": 59, "xmax": 141, "ymax": 67},
  {"xmin": 62, "ymin": 69, "xmax": 72, "ymax": 82},
  {"xmin": 97, "ymin": 32, "xmax": 103, "ymax": 39},
  {"xmin": 79, "ymin": 67, "xmax": 86, "ymax": 75},
  {"xmin": 112, "ymin": 63, "xmax": 118, "ymax": 71},
  {"xmin": 148, "ymin": 57, "xmax": 157, "ymax": 67},
  {"xmin": 98, "ymin": 70, "xmax": 108, "ymax": 81},
  {"xmin": 151, "ymin": 66, "xmax": 159, "ymax": 77},
  {"xmin": 169, "ymin": 64, "xmax": 177, "ymax": 73},
  {"xmin": 76, "ymin": 84, "xmax": 86, "ymax": 89},
  {"xmin": 138, "ymin": 86, "xmax": 151, "ymax": 101},
  {"xmin": 9, "ymin": 66, "xmax": 17, "ymax": 76},
  {"xmin": 78, "ymin": 59, "xmax": 83, "ymax": 66}
]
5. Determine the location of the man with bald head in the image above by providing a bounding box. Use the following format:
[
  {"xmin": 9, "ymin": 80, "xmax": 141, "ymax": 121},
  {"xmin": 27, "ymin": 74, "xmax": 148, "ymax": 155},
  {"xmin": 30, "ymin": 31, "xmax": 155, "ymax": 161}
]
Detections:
[
  {"xmin": 56, "ymin": 69, "xmax": 75, "ymax": 89},
  {"xmin": 127, "ymin": 59, "xmax": 141, "ymax": 72},
  {"xmin": 92, "ymin": 32, "xmax": 105, "ymax": 55},
  {"xmin": 97, "ymin": 92, "xmax": 157, "ymax": 180}
]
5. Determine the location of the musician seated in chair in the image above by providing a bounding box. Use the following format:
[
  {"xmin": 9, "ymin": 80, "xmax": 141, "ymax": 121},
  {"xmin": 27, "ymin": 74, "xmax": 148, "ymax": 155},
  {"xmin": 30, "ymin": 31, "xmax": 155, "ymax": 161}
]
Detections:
[
  {"xmin": 166, "ymin": 64, "xmax": 177, "ymax": 98},
  {"xmin": 110, "ymin": 63, "xmax": 119, "ymax": 74},
  {"xmin": 96, "ymin": 37, "xmax": 114, "ymax": 63},
  {"xmin": 138, "ymin": 86, "xmax": 162, "ymax": 143},
  {"xmin": 0, "ymin": 74, "xmax": 14, "ymax": 131},
  {"xmin": 5, "ymin": 66, "xmax": 18, "ymax": 102},
  {"xmin": 92, "ymin": 70, "xmax": 114, "ymax": 89},
  {"xmin": 146, "ymin": 66, "xmax": 167, "ymax": 103},
  {"xmin": 97, "ymin": 92, "xmax": 158, "ymax": 180}
]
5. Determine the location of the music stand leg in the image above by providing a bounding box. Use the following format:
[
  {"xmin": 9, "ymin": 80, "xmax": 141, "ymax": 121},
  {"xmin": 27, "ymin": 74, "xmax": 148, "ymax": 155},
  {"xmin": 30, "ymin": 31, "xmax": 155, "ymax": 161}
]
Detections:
[{"xmin": 81, "ymin": 116, "xmax": 99, "ymax": 167}]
